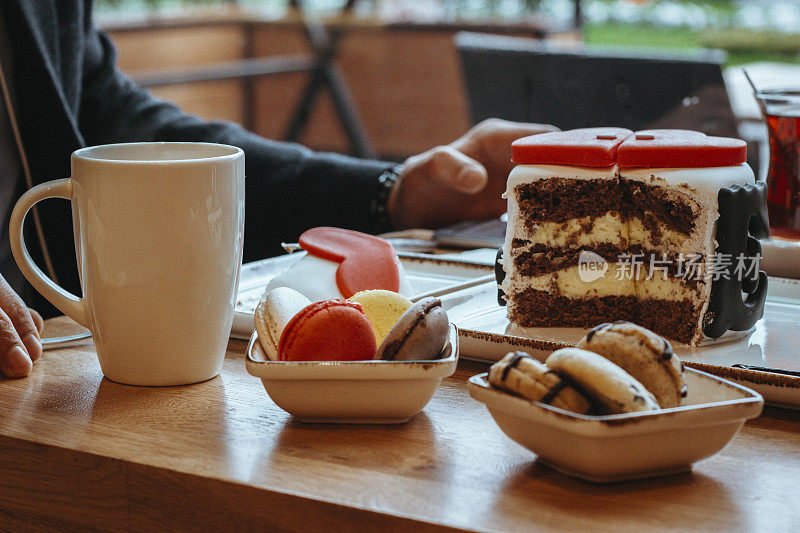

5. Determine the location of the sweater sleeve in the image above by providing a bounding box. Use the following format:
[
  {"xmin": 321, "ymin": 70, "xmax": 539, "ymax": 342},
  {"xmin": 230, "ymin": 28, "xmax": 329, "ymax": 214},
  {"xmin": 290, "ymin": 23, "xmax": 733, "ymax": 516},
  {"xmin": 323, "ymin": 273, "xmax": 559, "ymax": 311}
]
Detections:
[{"xmin": 76, "ymin": 6, "xmax": 393, "ymax": 260}]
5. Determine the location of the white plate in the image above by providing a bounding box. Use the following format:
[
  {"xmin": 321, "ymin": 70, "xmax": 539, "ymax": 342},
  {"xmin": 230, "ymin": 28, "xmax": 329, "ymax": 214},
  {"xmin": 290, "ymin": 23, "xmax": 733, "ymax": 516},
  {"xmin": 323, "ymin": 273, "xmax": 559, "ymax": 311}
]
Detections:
[
  {"xmin": 234, "ymin": 253, "xmax": 800, "ymax": 408},
  {"xmin": 446, "ymin": 276, "xmax": 800, "ymax": 409},
  {"xmin": 761, "ymin": 238, "xmax": 800, "ymax": 279},
  {"xmin": 468, "ymin": 368, "xmax": 763, "ymax": 483},
  {"xmin": 232, "ymin": 252, "xmax": 494, "ymax": 338},
  {"xmin": 244, "ymin": 324, "xmax": 459, "ymax": 424}
]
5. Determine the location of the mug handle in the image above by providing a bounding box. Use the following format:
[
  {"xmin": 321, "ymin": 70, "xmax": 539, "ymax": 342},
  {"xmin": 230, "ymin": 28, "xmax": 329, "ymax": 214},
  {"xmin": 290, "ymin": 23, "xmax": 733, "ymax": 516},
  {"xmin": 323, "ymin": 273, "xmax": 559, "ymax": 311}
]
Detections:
[{"xmin": 9, "ymin": 178, "xmax": 88, "ymax": 328}]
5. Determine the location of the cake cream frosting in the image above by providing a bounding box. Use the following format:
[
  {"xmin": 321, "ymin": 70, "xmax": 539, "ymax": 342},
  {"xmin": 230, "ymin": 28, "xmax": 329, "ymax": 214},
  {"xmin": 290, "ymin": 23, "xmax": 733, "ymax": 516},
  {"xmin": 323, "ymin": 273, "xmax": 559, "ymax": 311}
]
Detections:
[{"xmin": 501, "ymin": 128, "xmax": 767, "ymax": 346}]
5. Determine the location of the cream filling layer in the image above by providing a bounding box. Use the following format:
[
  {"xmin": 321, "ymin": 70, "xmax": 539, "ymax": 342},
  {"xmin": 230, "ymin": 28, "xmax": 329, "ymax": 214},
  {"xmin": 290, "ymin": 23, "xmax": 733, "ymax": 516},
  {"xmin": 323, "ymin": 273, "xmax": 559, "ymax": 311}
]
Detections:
[
  {"xmin": 518, "ymin": 212, "xmax": 626, "ymax": 248},
  {"xmin": 515, "ymin": 213, "xmax": 707, "ymax": 255},
  {"xmin": 633, "ymin": 272, "xmax": 703, "ymax": 301},
  {"xmin": 506, "ymin": 265, "xmax": 701, "ymax": 301},
  {"xmin": 628, "ymin": 218, "xmax": 699, "ymax": 251}
]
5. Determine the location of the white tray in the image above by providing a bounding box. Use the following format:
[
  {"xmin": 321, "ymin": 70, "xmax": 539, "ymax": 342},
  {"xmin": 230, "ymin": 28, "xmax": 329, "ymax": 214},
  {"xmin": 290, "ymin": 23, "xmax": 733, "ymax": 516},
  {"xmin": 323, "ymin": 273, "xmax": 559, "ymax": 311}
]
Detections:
[
  {"xmin": 232, "ymin": 252, "xmax": 493, "ymax": 338},
  {"xmin": 446, "ymin": 276, "xmax": 800, "ymax": 409},
  {"xmin": 234, "ymin": 253, "xmax": 800, "ymax": 408}
]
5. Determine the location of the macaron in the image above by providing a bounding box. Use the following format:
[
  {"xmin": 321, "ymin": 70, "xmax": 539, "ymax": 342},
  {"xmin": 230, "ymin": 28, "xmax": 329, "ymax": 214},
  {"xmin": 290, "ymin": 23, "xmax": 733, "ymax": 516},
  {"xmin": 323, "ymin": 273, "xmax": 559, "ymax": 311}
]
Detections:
[
  {"xmin": 577, "ymin": 321, "xmax": 686, "ymax": 408},
  {"xmin": 279, "ymin": 299, "xmax": 377, "ymax": 361},
  {"xmin": 376, "ymin": 297, "xmax": 449, "ymax": 361},
  {"xmin": 348, "ymin": 289, "xmax": 413, "ymax": 345},
  {"xmin": 255, "ymin": 287, "xmax": 312, "ymax": 361},
  {"xmin": 546, "ymin": 347, "xmax": 660, "ymax": 414},
  {"xmin": 489, "ymin": 352, "xmax": 592, "ymax": 414}
]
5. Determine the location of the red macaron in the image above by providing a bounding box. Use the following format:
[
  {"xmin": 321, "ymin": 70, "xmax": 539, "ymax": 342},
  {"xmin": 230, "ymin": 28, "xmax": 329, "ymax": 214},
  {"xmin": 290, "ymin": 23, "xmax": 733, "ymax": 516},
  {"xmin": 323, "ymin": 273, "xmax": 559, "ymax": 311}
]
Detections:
[{"xmin": 278, "ymin": 299, "xmax": 377, "ymax": 361}]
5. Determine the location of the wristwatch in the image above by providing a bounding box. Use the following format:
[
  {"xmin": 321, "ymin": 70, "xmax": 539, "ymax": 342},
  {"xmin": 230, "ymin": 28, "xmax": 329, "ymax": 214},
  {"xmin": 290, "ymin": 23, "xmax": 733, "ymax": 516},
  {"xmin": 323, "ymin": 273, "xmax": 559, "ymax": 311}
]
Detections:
[{"xmin": 371, "ymin": 165, "xmax": 403, "ymax": 235}]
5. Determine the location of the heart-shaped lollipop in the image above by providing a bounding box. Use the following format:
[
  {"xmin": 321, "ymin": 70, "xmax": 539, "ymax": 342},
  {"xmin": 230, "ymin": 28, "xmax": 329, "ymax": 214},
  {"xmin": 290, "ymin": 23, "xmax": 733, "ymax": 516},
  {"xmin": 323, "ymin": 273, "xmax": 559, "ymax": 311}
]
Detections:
[{"xmin": 299, "ymin": 227, "xmax": 401, "ymax": 299}]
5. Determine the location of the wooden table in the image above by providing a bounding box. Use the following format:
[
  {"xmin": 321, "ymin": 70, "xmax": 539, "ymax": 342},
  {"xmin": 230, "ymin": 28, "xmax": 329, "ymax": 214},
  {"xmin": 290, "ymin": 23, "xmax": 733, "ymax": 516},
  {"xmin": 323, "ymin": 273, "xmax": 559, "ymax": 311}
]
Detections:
[{"xmin": 2, "ymin": 318, "xmax": 799, "ymax": 531}]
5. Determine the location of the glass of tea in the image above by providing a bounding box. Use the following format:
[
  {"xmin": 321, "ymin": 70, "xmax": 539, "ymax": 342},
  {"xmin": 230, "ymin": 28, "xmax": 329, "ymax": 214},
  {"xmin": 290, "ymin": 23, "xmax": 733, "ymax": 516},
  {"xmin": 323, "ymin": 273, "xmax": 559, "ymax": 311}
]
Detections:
[{"xmin": 757, "ymin": 88, "xmax": 800, "ymax": 240}]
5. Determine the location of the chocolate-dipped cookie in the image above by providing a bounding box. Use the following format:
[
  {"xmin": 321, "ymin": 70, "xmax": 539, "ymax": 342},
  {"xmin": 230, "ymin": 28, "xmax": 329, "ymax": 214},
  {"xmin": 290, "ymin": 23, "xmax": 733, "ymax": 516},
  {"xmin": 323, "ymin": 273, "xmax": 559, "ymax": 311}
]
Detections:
[
  {"xmin": 577, "ymin": 321, "xmax": 686, "ymax": 408},
  {"xmin": 546, "ymin": 347, "xmax": 660, "ymax": 414},
  {"xmin": 488, "ymin": 352, "xmax": 592, "ymax": 414}
]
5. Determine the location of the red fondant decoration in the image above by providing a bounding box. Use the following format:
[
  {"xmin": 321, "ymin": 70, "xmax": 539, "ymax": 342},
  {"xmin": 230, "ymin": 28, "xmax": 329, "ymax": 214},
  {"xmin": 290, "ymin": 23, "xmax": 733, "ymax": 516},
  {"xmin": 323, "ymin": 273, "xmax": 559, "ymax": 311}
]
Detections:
[
  {"xmin": 299, "ymin": 227, "xmax": 400, "ymax": 298},
  {"xmin": 618, "ymin": 129, "xmax": 747, "ymax": 168},
  {"xmin": 279, "ymin": 299, "xmax": 377, "ymax": 361},
  {"xmin": 511, "ymin": 127, "xmax": 634, "ymax": 167}
]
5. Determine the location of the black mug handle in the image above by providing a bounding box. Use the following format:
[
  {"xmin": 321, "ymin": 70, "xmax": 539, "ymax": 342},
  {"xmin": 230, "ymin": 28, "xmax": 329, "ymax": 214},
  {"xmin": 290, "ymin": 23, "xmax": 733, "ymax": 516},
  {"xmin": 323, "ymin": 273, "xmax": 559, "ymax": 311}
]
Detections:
[{"xmin": 703, "ymin": 181, "xmax": 770, "ymax": 338}]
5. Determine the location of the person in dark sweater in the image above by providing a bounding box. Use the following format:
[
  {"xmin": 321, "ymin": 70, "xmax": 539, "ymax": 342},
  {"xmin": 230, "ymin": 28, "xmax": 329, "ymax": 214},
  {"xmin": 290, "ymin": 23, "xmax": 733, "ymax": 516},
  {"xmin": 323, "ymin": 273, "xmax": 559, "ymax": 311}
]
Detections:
[{"xmin": 0, "ymin": 1, "xmax": 554, "ymax": 378}]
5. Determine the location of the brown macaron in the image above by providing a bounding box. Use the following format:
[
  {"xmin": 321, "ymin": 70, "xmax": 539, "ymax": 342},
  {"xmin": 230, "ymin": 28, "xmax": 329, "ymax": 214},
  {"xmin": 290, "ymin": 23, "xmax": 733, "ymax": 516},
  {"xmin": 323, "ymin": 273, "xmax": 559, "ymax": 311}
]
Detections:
[{"xmin": 376, "ymin": 297, "xmax": 450, "ymax": 361}]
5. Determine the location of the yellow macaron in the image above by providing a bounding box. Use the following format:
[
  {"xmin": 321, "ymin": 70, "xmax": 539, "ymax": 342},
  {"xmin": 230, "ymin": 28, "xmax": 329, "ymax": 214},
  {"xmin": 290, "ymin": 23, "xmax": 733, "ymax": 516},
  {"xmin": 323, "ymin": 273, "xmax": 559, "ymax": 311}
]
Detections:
[{"xmin": 348, "ymin": 289, "xmax": 413, "ymax": 345}]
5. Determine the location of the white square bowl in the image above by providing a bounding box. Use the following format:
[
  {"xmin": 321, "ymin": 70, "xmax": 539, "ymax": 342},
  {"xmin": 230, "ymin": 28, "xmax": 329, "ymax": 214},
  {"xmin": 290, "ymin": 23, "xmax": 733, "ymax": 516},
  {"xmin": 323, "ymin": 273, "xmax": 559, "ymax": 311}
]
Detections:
[
  {"xmin": 468, "ymin": 368, "xmax": 763, "ymax": 482},
  {"xmin": 245, "ymin": 324, "xmax": 459, "ymax": 423}
]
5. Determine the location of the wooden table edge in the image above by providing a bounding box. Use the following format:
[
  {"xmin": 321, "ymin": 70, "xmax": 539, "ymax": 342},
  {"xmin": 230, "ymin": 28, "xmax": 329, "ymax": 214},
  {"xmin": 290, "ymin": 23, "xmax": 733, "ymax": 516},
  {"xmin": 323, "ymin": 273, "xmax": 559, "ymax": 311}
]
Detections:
[{"xmin": 0, "ymin": 431, "xmax": 474, "ymax": 532}]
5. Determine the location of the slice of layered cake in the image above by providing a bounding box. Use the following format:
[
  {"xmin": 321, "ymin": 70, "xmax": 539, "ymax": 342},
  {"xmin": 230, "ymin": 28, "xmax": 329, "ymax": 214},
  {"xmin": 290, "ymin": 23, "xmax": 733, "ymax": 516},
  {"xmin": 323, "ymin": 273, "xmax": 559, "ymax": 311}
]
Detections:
[{"xmin": 500, "ymin": 128, "xmax": 768, "ymax": 345}]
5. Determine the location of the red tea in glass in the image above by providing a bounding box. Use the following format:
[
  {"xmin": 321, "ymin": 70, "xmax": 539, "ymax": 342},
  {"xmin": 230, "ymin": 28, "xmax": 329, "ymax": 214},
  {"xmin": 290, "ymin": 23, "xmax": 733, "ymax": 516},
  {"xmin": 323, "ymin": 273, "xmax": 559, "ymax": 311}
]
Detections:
[{"xmin": 759, "ymin": 89, "xmax": 800, "ymax": 240}]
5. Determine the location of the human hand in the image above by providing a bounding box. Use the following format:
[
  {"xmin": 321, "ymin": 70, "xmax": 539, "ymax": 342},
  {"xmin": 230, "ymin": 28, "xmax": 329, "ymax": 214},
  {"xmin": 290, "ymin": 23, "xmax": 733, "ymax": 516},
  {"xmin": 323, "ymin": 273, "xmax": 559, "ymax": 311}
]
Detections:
[
  {"xmin": 0, "ymin": 276, "xmax": 43, "ymax": 378},
  {"xmin": 387, "ymin": 118, "xmax": 558, "ymax": 229}
]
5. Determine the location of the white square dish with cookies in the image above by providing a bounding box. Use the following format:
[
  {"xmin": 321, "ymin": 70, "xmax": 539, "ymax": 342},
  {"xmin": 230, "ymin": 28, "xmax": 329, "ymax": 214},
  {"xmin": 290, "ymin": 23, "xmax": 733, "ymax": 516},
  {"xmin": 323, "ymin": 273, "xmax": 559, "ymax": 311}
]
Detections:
[
  {"xmin": 245, "ymin": 324, "xmax": 459, "ymax": 424},
  {"xmin": 468, "ymin": 367, "xmax": 763, "ymax": 483}
]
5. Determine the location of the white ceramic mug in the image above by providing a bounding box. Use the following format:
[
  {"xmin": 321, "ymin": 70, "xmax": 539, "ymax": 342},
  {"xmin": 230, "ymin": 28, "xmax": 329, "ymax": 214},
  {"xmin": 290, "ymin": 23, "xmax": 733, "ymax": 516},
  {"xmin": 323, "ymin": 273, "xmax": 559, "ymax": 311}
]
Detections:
[{"xmin": 10, "ymin": 142, "xmax": 245, "ymax": 386}]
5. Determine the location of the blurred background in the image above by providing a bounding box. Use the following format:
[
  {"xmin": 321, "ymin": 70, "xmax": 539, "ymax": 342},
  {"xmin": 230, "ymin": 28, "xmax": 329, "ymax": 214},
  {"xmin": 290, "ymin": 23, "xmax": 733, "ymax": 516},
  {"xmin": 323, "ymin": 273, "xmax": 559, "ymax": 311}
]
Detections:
[{"xmin": 94, "ymin": 0, "xmax": 800, "ymax": 165}]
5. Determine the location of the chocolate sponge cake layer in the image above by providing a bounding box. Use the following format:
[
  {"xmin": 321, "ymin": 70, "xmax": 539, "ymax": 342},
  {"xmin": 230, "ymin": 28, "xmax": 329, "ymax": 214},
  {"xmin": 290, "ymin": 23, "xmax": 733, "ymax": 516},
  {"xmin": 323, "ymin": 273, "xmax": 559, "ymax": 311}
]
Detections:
[
  {"xmin": 511, "ymin": 243, "xmax": 704, "ymax": 280},
  {"xmin": 514, "ymin": 178, "xmax": 696, "ymax": 235},
  {"xmin": 512, "ymin": 245, "xmax": 622, "ymax": 277},
  {"xmin": 508, "ymin": 289, "xmax": 698, "ymax": 345}
]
